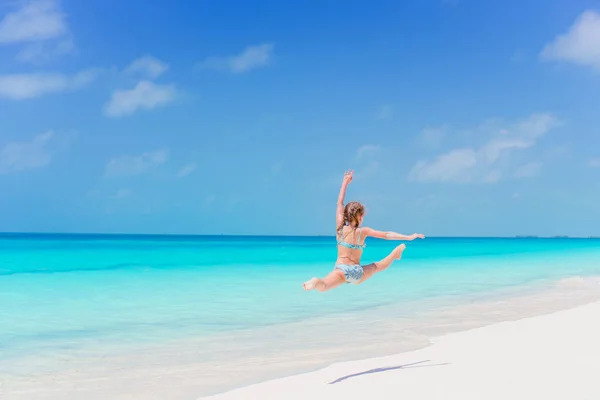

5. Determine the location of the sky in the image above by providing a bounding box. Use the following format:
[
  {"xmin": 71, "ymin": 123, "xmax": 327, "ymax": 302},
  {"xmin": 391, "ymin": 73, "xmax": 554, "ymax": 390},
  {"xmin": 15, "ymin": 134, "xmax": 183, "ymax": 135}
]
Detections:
[{"xmin": 1, "ymin": 0, "xmax": 600, "ymax": 237}]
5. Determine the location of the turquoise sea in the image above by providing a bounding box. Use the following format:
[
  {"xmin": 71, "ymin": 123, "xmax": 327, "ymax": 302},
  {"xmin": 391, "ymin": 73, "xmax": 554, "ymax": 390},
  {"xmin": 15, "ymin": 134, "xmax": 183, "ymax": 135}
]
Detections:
[{"xmin": 2, "ymin": 234, "xmax": 600, "ymax": 398}]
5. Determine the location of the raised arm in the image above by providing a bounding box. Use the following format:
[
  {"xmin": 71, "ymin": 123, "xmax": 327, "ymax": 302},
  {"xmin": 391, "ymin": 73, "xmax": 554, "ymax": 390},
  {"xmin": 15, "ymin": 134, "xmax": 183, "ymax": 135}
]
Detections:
[
  {"xmin": 362, "ymin": 227, "xmax": 425, "ymax": 241},
  {"xmin": 336, "ymin": 170, "xmax": 353, "ymax": 228}
]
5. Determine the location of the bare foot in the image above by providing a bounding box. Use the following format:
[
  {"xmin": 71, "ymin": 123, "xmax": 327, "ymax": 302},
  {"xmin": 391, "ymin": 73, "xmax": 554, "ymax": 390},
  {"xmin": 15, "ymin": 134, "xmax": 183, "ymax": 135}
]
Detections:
[
  {"xmin": 393, "ymin": 244, "xmax": 406, "ymax": 259},
  {"xmin": 303, "ymin": 278, "xmax": 319, "ymax": 291}
]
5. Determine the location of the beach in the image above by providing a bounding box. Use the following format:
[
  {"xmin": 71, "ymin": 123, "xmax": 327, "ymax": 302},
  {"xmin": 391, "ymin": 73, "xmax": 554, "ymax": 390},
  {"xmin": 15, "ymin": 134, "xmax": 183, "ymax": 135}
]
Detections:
[
  {"xmin": 201, "ymin": 299, "xmax": 600, "ymax": 400},
  {"xmin": 2, "ymin": 0, "xmax": 598, "ymax": 398},
  {"xmin": 2, "ymin": 235, "xmax": 600, "ymax": 399}
]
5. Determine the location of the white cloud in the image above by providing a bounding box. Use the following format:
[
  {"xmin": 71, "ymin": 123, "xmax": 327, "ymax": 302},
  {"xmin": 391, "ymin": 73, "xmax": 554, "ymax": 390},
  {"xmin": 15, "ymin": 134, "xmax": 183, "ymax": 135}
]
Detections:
[
  {"xmin": 541, "ymin": 10, "xmax": 600, "ymax": 70},
  {"xmin": 0, "ymin": 69, "xmax": 100, "ymax": 100},
  {"xmin": 410, "ymin": 148, "xmax": 477, "ymax": 183},
  {"xmin": 0, "ymin": 131, "xmax": 55, "ymax": 173},
  {"xmin": 514, "ymin": 162, "xmax": 542, "ymax": 178},
  {"xmin": 104, "ymin": 149, "xmax": 169, "ymax": 177},
  {"xmin": 198, "ymin": 43, "xmax": 274, "ymax": 73},
  {"xmin": 104, "ymin": 80, "xmax": 176, "ymax": 117},
  {"xmin": 0, "ymin": 0, "xmax": 74, "ymax": 63},
  {"xmin": 0, "ymin": 0, "xmax": 66, "ymax": 43},
  {"xmin": 176, "ymin": 162, "xmax": 196, "ymax": 178},
  {"xmin": 590, "ymin": 158, "xmax": 600, "ymax": 168},
  {"xmin": 409, "ymin": 113, "xmax": 559, "ymax": 184},
  {"xmin": 124, "ymin": 55, "xmax": 169, "ymax": 79}
]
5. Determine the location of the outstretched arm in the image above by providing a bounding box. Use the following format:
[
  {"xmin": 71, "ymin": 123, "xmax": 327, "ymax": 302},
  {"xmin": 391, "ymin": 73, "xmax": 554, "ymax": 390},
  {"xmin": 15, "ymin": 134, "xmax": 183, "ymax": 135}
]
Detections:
[
  {"xmin": 336, "ymin": 170, "xmax": 353, "ymax": 227},
  {"xmin": 362, "ymin": 227, "xmax": 425, "ymax": 241}
]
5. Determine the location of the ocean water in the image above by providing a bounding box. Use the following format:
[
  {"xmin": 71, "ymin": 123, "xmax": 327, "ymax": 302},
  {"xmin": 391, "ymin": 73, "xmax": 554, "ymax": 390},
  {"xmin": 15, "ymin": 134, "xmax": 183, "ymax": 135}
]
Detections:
[{"xmin": 2, "ymin": 234, "xmax": 600, "ymax": 399}]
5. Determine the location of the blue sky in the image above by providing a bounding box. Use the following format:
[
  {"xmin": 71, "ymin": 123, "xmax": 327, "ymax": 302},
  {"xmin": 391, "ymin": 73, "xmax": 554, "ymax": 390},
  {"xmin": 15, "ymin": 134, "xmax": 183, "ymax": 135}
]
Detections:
[{"xmin": 1, "ymin": 0, "xmax": 599, "ymax": 236}]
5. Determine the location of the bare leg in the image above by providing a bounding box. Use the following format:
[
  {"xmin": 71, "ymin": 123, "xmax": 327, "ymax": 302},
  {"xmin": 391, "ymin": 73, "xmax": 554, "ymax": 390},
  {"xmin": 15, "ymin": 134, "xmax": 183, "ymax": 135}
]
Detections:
[
  {"xmin": 359, "ymin": 243, "xmax": 406, "ymax": 284},
  {"xmin": 303, "ymin": 269, "xmax": 346, "ymax": 292}
]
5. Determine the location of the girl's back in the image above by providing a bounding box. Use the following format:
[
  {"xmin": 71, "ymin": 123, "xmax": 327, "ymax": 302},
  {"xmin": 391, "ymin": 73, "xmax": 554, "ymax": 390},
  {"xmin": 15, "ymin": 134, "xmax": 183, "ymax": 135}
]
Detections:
[{"xmin": 336, "ymin": 226, "xmax": 366, "ymax": 265}]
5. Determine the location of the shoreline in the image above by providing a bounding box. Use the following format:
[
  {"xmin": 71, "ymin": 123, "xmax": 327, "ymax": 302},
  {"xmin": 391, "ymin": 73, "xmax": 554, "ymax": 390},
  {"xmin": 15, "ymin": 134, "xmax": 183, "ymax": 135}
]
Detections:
[
  {"xmin": 3, "ymin": 275, "xmax": 600, "ymax": 399},
  {"xmin": 200, "ymin": 295, "xmax": 600, "ymax": 400},
  {"xmin": 202, "ymin": 274, "xmax": 600, "ymax": 397}
]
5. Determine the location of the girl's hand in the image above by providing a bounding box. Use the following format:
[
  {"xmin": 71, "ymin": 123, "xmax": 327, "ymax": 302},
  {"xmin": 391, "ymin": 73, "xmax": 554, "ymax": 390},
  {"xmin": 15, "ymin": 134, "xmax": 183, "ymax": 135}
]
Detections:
[
  {"xmin": 410, "ymin": 233, "xmax": 425, "ymax": 240},
  {"xmin": 342, "ymin": 170, "xmax": 354, "ymax": 185}
]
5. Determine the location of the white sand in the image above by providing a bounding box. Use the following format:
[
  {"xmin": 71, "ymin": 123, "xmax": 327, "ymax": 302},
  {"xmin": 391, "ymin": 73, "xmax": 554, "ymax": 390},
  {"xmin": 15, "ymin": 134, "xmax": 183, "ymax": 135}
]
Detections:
[{"xmin": 200, "ymin": 301, "xmax": 600, "ymax": 400}]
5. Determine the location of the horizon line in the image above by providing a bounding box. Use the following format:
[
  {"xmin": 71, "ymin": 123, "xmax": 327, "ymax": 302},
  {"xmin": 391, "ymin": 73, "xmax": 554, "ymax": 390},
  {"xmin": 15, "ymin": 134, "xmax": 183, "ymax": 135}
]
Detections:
[{"xmin": 0, "ymin": 232, "xmax": 598, "ymax": 239}]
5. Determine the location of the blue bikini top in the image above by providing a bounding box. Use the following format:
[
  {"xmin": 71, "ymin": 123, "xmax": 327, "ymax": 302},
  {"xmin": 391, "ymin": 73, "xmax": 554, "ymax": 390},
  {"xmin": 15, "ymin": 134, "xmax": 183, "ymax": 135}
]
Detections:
[{"xmin": 337, "ymin": 227, "xmax": 366, "ymax": 250}]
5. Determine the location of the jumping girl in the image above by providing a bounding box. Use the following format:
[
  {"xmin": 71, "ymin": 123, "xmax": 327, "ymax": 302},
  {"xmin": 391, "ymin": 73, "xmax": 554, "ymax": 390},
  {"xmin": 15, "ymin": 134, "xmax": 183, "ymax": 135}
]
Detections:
[{"xmin": 303, "ymin": 170, "xmax": 425, "ymax": 292}]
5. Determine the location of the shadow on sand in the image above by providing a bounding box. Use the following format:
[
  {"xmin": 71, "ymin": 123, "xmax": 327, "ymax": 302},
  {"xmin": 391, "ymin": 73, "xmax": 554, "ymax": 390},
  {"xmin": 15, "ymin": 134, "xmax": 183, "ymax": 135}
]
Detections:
[{"xmin": 328, "ymin": 360, "xmax": 451, "ymax": 384}]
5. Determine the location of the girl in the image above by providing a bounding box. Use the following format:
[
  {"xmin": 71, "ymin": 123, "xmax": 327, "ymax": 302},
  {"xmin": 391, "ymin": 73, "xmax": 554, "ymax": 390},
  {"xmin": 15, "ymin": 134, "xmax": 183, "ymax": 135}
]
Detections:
[{"xmin": 303, "ymin": 170, "xmax": 425, "ymax": 292}]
